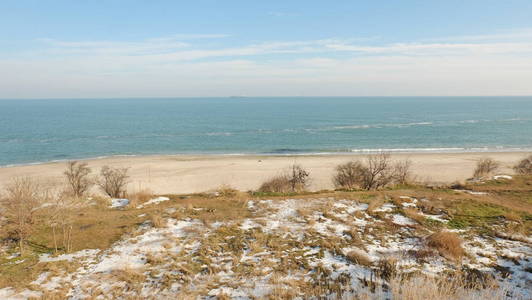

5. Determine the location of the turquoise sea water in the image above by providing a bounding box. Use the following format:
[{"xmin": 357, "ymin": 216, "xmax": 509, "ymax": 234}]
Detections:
[{"xmin": 0, "ymin": 97, "xmax": 531, "ymax": 166}]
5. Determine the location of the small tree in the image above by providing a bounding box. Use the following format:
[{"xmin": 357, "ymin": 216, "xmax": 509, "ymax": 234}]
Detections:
[
  {"xmin": 288, "ymin": 164, "xmax": 310, "ymax": 192},
  {"xmin": 258, "ymin": 164, "xmax": 310, "ymax": 193},
  {"xmin": 473, "ymin": 158, "xmax": 499, "ymax": 179},
  {"xmin": 98, "ymin": 166, "xmax": 129, "ymax": 198},
  {"xmin": 514, "ymin": 155, "xmax": 532, "ymax": 175},
  {"xmin": 64, "ymin": 161, "xmax": 92, "ymax": 198},
  {"xmin": 1, "ymin": 177, "xmax": 44, "ymax": 254},
  {"xmin": 332, "ymin": 153, "xmax": 401, "ymax": 191},
  {"xmin": 47, "ymin": 195, "xmax": 81, "ymax": 253},
  {"xmin": 333, "ymin": 161, "xmax": 366, "ymax": 190},
  {"xmin": 363, "ymin": 153, "xmax": 394, "ymax": 190},
  {"xmin": 393, "ymin": 159, "xmax": 412, "ymax": 185}
]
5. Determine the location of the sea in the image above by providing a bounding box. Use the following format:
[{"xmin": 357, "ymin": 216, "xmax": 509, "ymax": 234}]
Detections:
[{"xmin": 1, "ymin": 97, "xmax": 531, "ymax": 166}]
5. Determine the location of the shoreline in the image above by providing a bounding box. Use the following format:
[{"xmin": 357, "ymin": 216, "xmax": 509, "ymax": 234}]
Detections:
[
  {"xmin": 1, "ymin": 147, "xmax": 531, "ymax": 169},
  {"xmin": 0, "ymin": 151, "xmax": 528, "ymax": 194}
]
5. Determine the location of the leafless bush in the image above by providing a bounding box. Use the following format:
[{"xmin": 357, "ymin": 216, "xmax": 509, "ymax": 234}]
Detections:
[
  {"xmin": 364, "ymin": 153, "xmax": 395, "ymax": 189},
  {"xmin": 64, "ymin": 161, "xmax": 93, "ymax": 197},
  {"xmin": 258, "ymin": 175, "xmax": 291, "ymax": 193},
  {"xmin": 288, "ymin": 164, "xmax": 310, "ymax": 192},
  {"xmin": 393, "ymin": 159, "xmax": 412, "ymax": 185},
  {"xmin": 333, "ymin": 153, "xmax": 401, "ymax": 190},
  {"xmin": 333, "ymin": 161, "xmax": 366, "ymax": 190},
  {"xmin": 0, "ymin": 177, "xmax": 45, "ymax": 253},
  {"xmin": 98, "ymin": 166, "xmax": 129, "ymax": 198},
  {"xmin": 258, "ymin": 164, "xmax": 310, "ymax": 193},
  {"xmin": 513, "ymin": 154, "xmax": 532, "ymax": 175},
  {"xmin": 473, "ymin": 158, "xmax": 499, "ymax": 179}
]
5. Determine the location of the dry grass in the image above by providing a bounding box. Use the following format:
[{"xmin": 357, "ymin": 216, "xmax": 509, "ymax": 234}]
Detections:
[
  {"xmin": 427, "ymin": 231, "xmax": 465, "ymax": 261},
  {"xmin": 127, "ymin": 189, "xmax": 154, "ymax": 207},
  {"xmin": 403, "ymin": 208, "xmax": 426, "ymax": 224},
  {"xmin": 367, "ymin": 198, "xmax": 384, "ymax": 215},
  {"xmin": 376, "ymin": 256, "xmax": 397, "ymax": 280},
  {"xmin": 388, "ymin": 272, "xmax": 510, "ymax": 300},
  {"xmin": 258, "ymin": 164, "xmax": 310, "ymax": 193},
  {"xmin": 151, "ymin": 214, "xmax": 166, "ymax": 228},
  {"xmin": 345, "ymin": 249, "xmax": 372, "ymax": 266},
  {"xmin": 215, "ymin": 184, "xmax": 238, "ymax": 198},
  {"xmin": 258, "ymin": 175, "xmax": 292, "ymax": 193},
  {"xmin": 2, "ymin": 174, "xmax": 531, "ymax": 297}
]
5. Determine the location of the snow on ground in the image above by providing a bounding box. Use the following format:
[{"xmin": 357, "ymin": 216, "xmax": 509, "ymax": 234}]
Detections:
[
  {"xmin": 39, "ymin": 249, "xmax": 100, "ymax": 263},
  {"xmin": 136, "ymin": 196, "xmax": 170, "ymax": 209},
  {"xmin": 3, "ymin": 197, "xmax": 531, "ymax": 299},
  {"xmin": 453, "ymin": 189, "xmax": 489, "ymax": 195},
  {"xmin": 109, "ymin": 198, "xmax": 129, "ymax": 208},
  {"xmin": 493, "ymin": 175, "xmax": 513, "ymax": 180},
  {"xmin": 391, "ymin": 214, "xmax": 416, "ymax": 226}
]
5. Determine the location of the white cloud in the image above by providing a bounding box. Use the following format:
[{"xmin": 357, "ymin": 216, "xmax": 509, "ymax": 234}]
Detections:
[{"xmin": 1, "ymin": 29, "xmax": 532, "ymax": 98}]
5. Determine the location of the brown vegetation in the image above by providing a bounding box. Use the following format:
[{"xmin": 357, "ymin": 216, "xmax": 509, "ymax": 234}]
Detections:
[
  {"xmin": 127, "ymin": 189, "xmax": 154, "ymax": 207},
  {"xmin": 473, "ymin": 158, "xmax": 499, "ymax": 179},
  {"xmin": 258, "ymin": 164, "xmax": 309, "ymax": 193},
  {"xmin": 427, "ymin": 231, "xmax": 465, "ymax": 261},
  {"xmin": 0, "ymin": 177, "xmax": 44, "ymax": 253},
  {"xmin": 98, "ymin": 166, "xmax": 129, "ymax": 198},
  {"xmin": 333, "ymin": 161, "xmax": 366, "ymax": 190},
  {"xmin": 393, "ymin": 159, "xmax": 412, "ymax": 185},
  {"xmin": 333, "ymin": 154, "xmax": 412, "ymax": 190},
  {"xmin": 64, "ymin": 161, "xmax": 92, "ymax": 198},
  {"xmin": 345, "ymin": 250, "xmax": 372, "ymax": 266},
  {"xmin": 513, "ymin": 154, "xmax": 532, "ymax": 174}
]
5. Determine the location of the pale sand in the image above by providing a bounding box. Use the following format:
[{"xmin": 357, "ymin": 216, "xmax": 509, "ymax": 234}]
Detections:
[{"xmin": 0, "ymin": 152, "xmax": 528, "ymax": 195}]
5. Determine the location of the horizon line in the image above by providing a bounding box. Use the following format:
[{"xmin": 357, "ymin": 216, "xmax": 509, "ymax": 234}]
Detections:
[{"xmin": 1, "ymin": 95, "xmax": 532, "ymax": 100}]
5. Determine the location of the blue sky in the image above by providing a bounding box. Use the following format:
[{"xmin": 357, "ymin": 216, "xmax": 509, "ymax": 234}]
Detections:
[{"xmin": 1, "ymin": 0, "xmax": 532, "ymax": 98}]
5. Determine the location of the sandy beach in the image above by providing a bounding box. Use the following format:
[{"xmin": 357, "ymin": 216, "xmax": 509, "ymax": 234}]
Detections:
[{"xmin": 0, "ymin": 152, "xmax": 527, "ymax": 195}]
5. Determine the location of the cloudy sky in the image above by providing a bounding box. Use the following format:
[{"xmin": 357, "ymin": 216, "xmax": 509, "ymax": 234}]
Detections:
[{"xmin": 1, "ymin": 0, "xmax": 532, "ymax": 98}]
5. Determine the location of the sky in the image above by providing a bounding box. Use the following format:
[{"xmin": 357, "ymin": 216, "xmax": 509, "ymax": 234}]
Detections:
[{"xmin": 1, "ymin": 0, "xmax": 532, "ymax": 98}]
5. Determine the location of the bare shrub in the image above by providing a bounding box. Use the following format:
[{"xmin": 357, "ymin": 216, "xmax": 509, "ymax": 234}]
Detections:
[
  {"xmin": 258, "ymin": 164, "xmax": 309, "ymax": 193},
  {"xmin": 513, "ymin": 154, "xmax": 532, "ymax": 175},
  {"xmin": 364, "ymin": 153, "xmax": 395, "ymax": 190},
  {"xmin": 333, "ymin": 153, "xmax": 401, "ymax": 190},
  {"xmin": 287, "ymin": 164, "xmax": 310, "ymax": 192},
  {"xmin": 47, "ymin": 195, "xmax": 82, "ymax": 253},
  {"xmin": 258, "ymin": 175, "xmax": 291, "ymax": 193},
  {"xmin": 98, "ymin": 166, "xmax": 129, "ymax": 198},
  {"xmin": 216, "ymin": 184, "xmax": 238, "ymax": 198},
  {"xmin": 393, "ymin": 159, "xmax": 412, "ymax": 185},
  {"xmin": 333, "ymin": 161, "xmax": 366, "ymax": 190},
  {"xmin": 64, "ymin": 161, "xmax": 93, "ymax": 197},
  {"xmin": 473, "ymin": 158, "xmax": 499, "ymax": 179},
  {"xmin": 427, "ymin": 231, "xmax": 465, "ymax": 261},
  {"xmin": 0, "ymin": 177, "xmax": 44, "ymax": 253}
]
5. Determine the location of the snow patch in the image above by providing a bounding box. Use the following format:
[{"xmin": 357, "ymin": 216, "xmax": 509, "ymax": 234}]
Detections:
[
  {"xmin": 110, "ymin": 198, "xmax": 129, "ymax": 208},
  {"xmin": 137, "ymin": 196, "xmax": 170, "ymax": 209}
]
